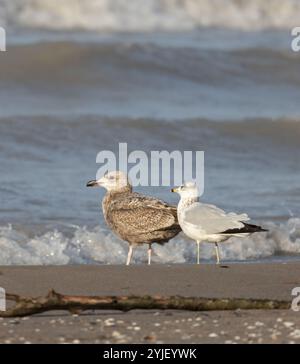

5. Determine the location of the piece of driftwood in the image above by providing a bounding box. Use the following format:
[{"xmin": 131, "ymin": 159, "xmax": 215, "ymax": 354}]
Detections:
[{"xmin": 0, "ymin": 289, "xmax": 290, "ymax": 317}]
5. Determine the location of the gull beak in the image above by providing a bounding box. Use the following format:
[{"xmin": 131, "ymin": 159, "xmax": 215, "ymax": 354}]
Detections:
[
  {"xmin": 86, "ymin": 180, "xmax": 101, "ymax": 187},
  {"xmin": 171, "ymin": 187, "xmax": 178, "ymax": 193}
]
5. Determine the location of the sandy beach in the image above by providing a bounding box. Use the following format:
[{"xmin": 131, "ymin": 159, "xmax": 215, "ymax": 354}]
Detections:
[{"xmin": 1, "ymin": 263, "xmax": 300, "ymax": 344}]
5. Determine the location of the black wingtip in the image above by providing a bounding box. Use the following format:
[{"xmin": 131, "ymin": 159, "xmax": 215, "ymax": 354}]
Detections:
[
  {"xmin": 244, "ymin": 223, "xmax": 268, "ymax": 233},
  {"xmin": 220, "ymin": 222, "xmax": 268, "ymax": 235}
]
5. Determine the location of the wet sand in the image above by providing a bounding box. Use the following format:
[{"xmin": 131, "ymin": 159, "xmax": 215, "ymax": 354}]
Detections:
[{"xmin": 0, "ymin": 263, "xmax": 300, "ymax": 344}]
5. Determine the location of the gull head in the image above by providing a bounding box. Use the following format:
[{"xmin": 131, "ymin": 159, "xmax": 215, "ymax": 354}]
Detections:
[
  {"xmin": 86, "ymin": 170, "xmax": 131, "ymax": 192},
  {"xmin": 171, "ymin": 181, "xmax": 199, "ymax": 199}
]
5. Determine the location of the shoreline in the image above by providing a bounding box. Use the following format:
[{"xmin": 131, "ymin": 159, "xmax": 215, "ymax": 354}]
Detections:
[
  {"xmin": 0, "ymin": 263, "xmax": 300, "ymax": 343},
  {"xmin": 1, "ymin": 263, "xmax": 299, "ymax": 300}
]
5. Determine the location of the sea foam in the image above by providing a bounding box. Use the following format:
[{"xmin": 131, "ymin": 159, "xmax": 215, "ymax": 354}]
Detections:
[
  {"xmin": 1, "ymin": 0, "xmax": 300, "ymax": 32},
  {"xmin": 0, "ymin": 218, "xmax": 300, "ymax": 265}
]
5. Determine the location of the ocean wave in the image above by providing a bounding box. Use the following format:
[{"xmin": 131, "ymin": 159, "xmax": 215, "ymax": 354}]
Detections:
[
  {"xmin": 1, "ymin": 37, "xmax": 299, "ymax": 120},
  {"xmin": 2, "ymin": 41, "xmax": 299, "ymax": 89},
  {"xmin": 1, "ymin": 0, "xmax": 300, "ymax": 32},
  {"xmin": 0, "ymin": 218, "xmax": 300, "ymax": 265},
  {"xmin": 2, "ymin": 115, "xmax": 300, "ymax": 144}
]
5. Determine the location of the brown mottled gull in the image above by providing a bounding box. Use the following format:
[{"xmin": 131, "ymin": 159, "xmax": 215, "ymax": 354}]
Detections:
[{"xmin": 87, "ymin": 171, "xmax": 181, "ymax": 265}]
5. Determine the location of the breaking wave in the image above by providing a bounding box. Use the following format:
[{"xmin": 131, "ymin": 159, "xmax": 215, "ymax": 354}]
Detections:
[
  {"xmin": 1, "ymin": 218, "xmax": 300, "ymax": 265},
  {"xmin": 1, "ymin": 0, "xmax": 300, "ymax": 32}
]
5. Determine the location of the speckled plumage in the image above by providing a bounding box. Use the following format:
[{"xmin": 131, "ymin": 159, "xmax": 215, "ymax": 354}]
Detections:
[
  {"xmin": 102, "ymin": 185, "xmax": 181, "ymax": 246},
  {"xmin": 87, "ymin": 170, "xmax": 181, "ymax": 265}
]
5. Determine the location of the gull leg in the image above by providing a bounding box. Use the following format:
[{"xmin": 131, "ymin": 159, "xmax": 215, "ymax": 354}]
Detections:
[
  {"xmin": 148, "ymin": 243, "xmax": 152, "ymax": 265},
  {"xmin": 126, "ymin": 245, "xmax": 133, "ymax": 266},
  {"xmin": 196, "ymin": 241, "xmax": 200, "ymax": 264},
  {"xmin": 214, "ymin": 242, "xmax": 221, "ymax": 265}
]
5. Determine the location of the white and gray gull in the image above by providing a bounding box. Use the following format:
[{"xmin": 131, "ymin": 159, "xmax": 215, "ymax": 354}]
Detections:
[
  {"xmin": 172, "ymin": 182, "xmax": 267, "ymax": 265},
  {"xmin": 87, "ymin": 171, "xmax": 181, "ymax": 265}
]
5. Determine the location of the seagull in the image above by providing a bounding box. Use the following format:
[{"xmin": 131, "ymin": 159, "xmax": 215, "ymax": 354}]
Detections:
[
  {"xmin": 171, "ymin": 182, "xmax": 267, "ymax": 265},
  {"xmin": 87, "ymin": 171, "xmax": 181, "ymax": 265}
]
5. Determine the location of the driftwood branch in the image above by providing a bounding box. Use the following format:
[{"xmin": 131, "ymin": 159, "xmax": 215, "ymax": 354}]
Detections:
[{"xmin": 0, "ymin": 289, "xmax": 290, "ymax": 317}]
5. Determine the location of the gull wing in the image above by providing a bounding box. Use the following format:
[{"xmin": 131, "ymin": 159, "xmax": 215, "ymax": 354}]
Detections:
[
  {"xmin": 108, "ymin": 193, "xmax": 179, "ymax": 235},
  {"xmin": 182, "ymin": 202, "xmax": 249, "ymax": 235}
]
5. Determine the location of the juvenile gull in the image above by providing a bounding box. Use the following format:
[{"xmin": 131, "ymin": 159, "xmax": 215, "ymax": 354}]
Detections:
[
  {"xmin": 87, "ymin": 171, "xmax": 181, "ymax": 265},
  {"xmin": 172, "ymin": 182, "xmax": 267, "ymax": 265}
]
